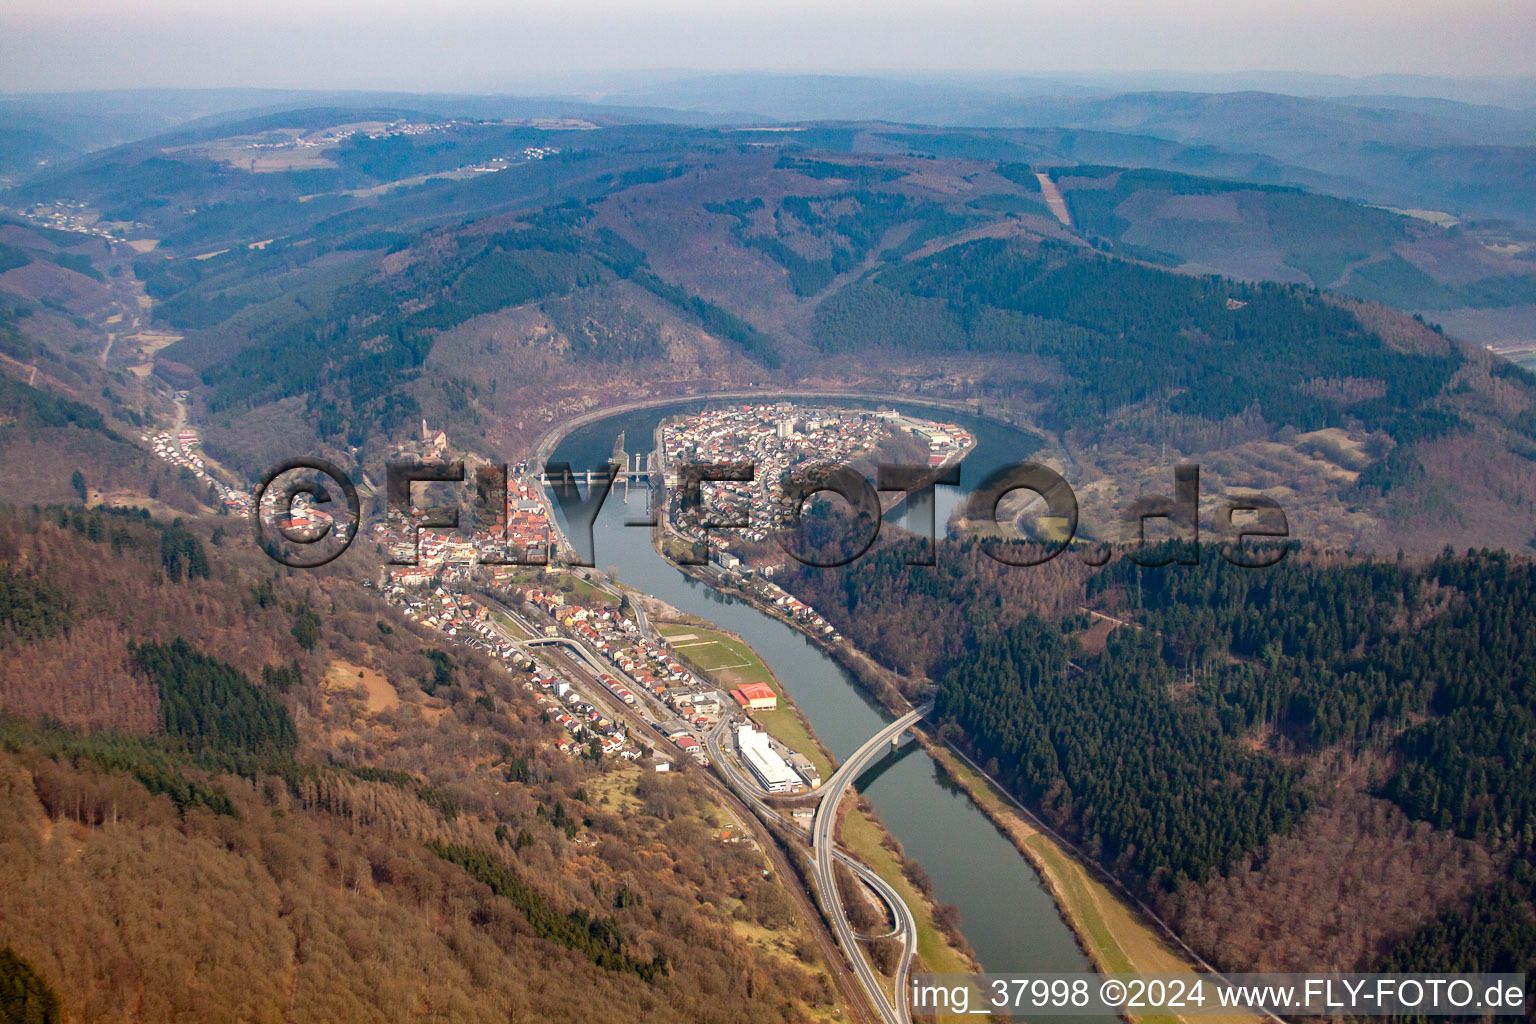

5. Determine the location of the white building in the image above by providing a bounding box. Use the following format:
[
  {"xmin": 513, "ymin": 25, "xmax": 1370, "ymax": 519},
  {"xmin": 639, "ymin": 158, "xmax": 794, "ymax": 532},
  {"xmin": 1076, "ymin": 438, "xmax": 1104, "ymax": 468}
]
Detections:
[{"xmin": 736, "ymin": 723, "xmax": 800, "ymax": 793}]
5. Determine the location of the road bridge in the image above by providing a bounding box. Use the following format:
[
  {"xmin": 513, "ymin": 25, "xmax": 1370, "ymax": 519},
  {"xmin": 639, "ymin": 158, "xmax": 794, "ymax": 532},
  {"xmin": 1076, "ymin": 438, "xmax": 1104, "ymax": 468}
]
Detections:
[
  {"xmin": 809, "ymin": 704, "xmax": 931, "ymax": 1024},
  {"xmin": 707, "ymin": 712, "xmax": 923, "ymax": 1024}
]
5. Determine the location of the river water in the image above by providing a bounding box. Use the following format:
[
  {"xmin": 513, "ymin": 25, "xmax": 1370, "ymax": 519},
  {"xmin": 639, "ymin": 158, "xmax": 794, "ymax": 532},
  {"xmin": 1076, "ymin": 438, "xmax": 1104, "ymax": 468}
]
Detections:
[{"xmin": 549, "ymin": 399, "xmax": 1106, "ymax": 1014}]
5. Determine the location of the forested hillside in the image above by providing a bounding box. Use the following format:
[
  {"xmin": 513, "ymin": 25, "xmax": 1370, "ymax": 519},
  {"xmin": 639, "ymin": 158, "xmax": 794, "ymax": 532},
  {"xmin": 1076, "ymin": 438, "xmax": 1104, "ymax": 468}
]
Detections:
[
  {"xmin": 778, "ymin": 534, "xmax": 1084, "ymax": 680},
  {"xmin": 182, "ymin": 202, "xmax": 655, "ymax": 443},
  {"xmin": 816, "ymin": 236, "xmax": 1467, "ymax": 438},
  {"xmin": 935, "ymin": 617, "xmax": 1311, "ymax": 889},
  {"xmin": 0, "ymin": 501, "xmax": 843, "ymax": 1023},
  {"xmin": 768, "ymin": 514, "xmax": 1533, "ymax": 986},
  {"xmin": 787, "ymin": 535, "xmax": 1536, "ymax": 985},
  {"xmin": 1046, "ymin": 166, "xmax": 1536, "ymax": 300},
  {"xmin": 1084, "ymin": 545, "xmax": 1536, "ymax": 846}
]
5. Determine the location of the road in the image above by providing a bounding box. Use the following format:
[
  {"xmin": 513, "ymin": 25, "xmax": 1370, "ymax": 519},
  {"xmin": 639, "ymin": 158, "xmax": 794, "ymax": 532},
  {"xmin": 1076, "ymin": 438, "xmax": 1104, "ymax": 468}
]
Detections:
[
  {"xmin": 479, "ymin": 592, "xmax": 675, "ymax": 739},
  {"xmin": 809, "ymin": 704, "xmax": 931, "ymax": 1024},
  {"xmin": 623, "ymin": 587, "xmax": 655, "ymax": 639},
  {"xmin": 706, "ymin": 714, "xmax": 921, "ymax": 1024},
  {"xmin": 478, "ymin": 594, "xmax": 882, "ymax": 1024},
  {"xmin": 477, "ymin": 597, "xmax": 667, "ymax": 743},
  {"xmin": 574, "ymin": 568, "xmax": 658, "ymax": 641}
]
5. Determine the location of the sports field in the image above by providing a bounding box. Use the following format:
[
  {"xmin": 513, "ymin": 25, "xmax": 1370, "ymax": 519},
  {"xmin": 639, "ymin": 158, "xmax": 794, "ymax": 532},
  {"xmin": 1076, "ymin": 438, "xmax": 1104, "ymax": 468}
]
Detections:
[
  {"xmin": 658, "ymin": 622, "xmax": 834, "ymax": 778},
  {"xmin": 658, "ymin": 623, "xmax": 770, "ymax": 688}
]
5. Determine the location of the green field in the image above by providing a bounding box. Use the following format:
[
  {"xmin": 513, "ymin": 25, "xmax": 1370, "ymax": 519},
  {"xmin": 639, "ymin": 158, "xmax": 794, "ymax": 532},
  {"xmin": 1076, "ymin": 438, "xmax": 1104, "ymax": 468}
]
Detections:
[
  {"xmin": 659, "ymin": 622, "xmax": 835, "ymax": 779},
  {"xmin": 553, "ymin": 573, "xmax": 616, "ymax": 606},
  {"xmin": 660, "ymin": 625, "xmax": 763, "ymax": 679}
]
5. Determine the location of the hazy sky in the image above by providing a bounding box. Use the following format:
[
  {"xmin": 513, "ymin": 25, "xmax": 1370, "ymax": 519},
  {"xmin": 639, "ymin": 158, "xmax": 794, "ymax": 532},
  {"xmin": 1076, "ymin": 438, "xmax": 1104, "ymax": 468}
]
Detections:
[{"xmin": 3, "ymin": 0, "xmax": 1533, "ymax": 93}]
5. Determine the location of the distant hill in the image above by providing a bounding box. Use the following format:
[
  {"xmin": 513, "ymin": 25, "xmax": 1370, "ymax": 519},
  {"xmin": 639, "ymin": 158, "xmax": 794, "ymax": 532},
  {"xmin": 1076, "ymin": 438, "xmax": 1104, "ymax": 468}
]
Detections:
[
  {"xmin": 585, "ymin": 77, "xmax": 1536, "ymax": 224},
  {"xmin": 4, "ymin": 109, "xmax": 1536, "ymax": 554},
  {"xmin": 587, "ymin": 69, "xmax": 1536, "ymax": 114},
  {"xmin": 0, "ymin": 89, "xmax": 337, "ymax": 183},
  {"xmin": 8, "ymin": 78, "xmax": 1536, "ymax": 221}
]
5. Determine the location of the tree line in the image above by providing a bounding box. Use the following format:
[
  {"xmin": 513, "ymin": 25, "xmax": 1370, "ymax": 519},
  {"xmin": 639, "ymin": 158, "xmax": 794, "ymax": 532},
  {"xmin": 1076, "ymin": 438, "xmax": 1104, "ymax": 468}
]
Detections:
[
  {"xmin": 934, "ymin": 618, "xmax": 1310, "ymax": 891},
  {"xmin": 813, "ymin": 237, "xmax": 1463, "ymax": 447},
  {"xmin": 131, "ymin": 638, "xmax": 298, "ymax": 757},
  {"xmin": 1089, "ymin": 544, "xmax": 1536, "ymax": 849},
  {"xmin": 427, "ymin": 840, "xmax": 669, "ymax": 982}
]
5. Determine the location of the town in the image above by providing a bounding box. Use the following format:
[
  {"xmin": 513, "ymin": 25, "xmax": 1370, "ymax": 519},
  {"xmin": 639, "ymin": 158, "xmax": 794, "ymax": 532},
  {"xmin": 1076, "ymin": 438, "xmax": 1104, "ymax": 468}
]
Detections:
[
  {"xmin": 373, "ymin": 570, "xmax": 827, "ymax": 800},
  {"xmin": 145, "ymin": 414, "xmax": 253, "ymax": 517},
  {"xmin": 15, "ymin": 199, "xmax": 128, "ymax": 242},
  {"xmin": 660, "ymin": 403, "xmax": 972, "ymax": 567},
  {"xmin": 197, "ymin": 405, "xmax": 967, "ymax": 798}
]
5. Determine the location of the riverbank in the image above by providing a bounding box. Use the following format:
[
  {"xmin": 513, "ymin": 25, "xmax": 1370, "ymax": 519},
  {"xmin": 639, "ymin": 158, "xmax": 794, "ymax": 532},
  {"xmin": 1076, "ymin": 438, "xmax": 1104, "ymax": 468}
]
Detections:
[
  {"xmin": 839, "ymin": 801, "xmax": 981, "ymax": 977},
  {"xmin": 916, "ymin": 737, "xmax": 1259, "ymax": 1024},
  {"xmin": 651, "ymin": 613, "xmax": 982, "ymax": 987},
  {"xmin": 528, "ymin": 387, "xmax": 991, "ymax": 466},
  {"xmin": 656, "ymin": 618, "xmax": 834, "ymax": 780},
  {"xmin": 666, "ymin": 551, "xmax": 915, "ymax": 711},
  {"xmin": 649, "ymin": 518, "xmax": 1261, "ymax": 1024},
  {"xmin": 547, "ymin": 399, "xmax": 1117, "ymax": 1010}
]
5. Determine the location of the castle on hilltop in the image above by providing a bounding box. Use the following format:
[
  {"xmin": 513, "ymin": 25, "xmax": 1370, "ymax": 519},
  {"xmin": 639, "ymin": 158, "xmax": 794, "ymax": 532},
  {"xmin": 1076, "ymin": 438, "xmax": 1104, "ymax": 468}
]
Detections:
[{"xmin": 421, "ymin": 419, "xmax": 449, "ymax": 455}]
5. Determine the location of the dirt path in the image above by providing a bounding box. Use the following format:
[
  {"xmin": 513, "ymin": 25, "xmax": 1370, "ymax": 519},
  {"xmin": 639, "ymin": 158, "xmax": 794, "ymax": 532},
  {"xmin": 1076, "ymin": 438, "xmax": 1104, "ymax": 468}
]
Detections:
[{"xmin": 1036, "ymin": 172, "xmax": 1074, "ymax": 227}]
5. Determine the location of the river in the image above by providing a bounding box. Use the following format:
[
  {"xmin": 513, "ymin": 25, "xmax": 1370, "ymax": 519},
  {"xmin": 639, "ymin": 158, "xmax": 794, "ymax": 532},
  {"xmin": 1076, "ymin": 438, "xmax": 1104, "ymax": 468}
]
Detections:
[{"xmin": 548, "ymin": 399, "xmax": 1107, "ymax": 1018}]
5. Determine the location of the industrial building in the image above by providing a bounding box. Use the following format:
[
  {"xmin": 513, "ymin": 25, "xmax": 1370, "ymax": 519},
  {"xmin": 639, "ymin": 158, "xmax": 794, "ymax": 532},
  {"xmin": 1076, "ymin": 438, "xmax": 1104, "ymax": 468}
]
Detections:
[
  {"xmin": 736, "ymin": 723, "xmax": 801, "ymax": 793},
  {"xmin": 785, "ymin": 752, "xmax": 821, "ymax": 789}
]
